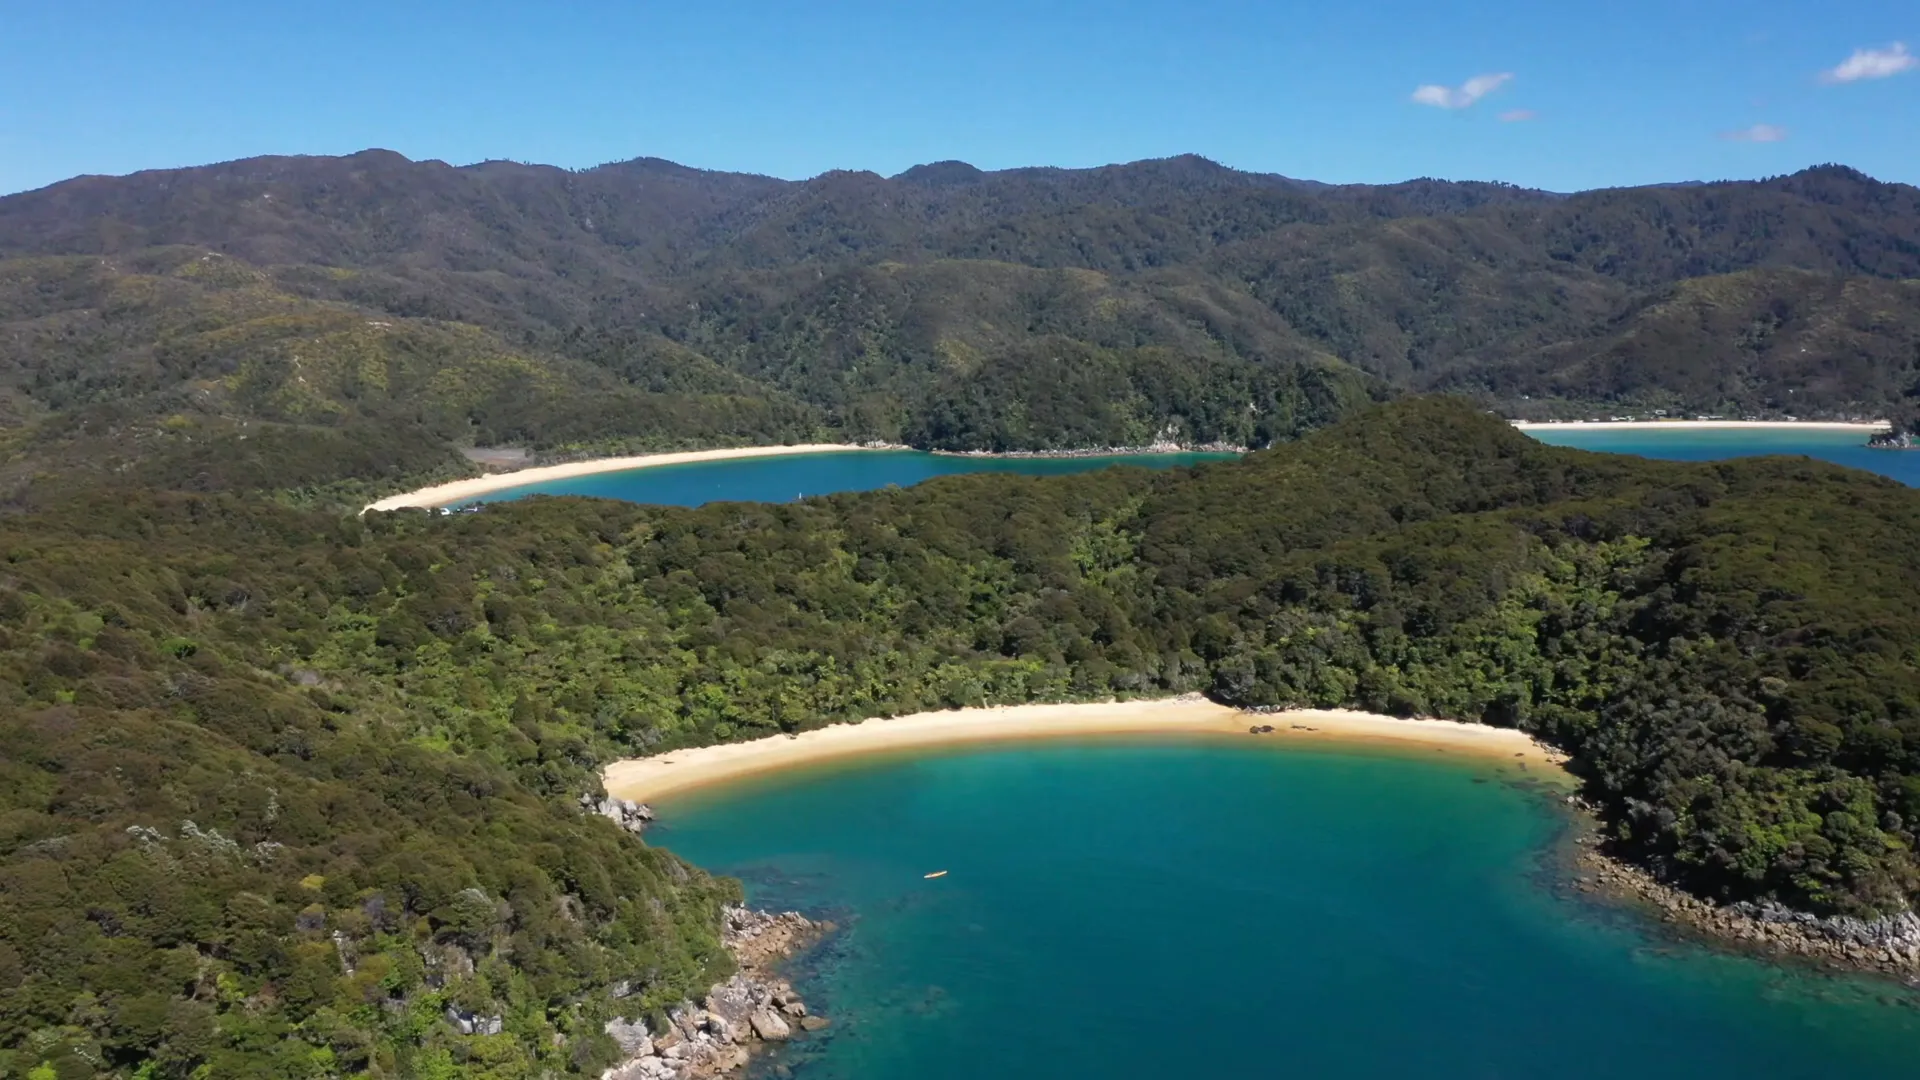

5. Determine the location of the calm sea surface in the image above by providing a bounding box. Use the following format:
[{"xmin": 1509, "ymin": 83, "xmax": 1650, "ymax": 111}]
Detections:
[
  {"xmin": 462, "ymin": 450, "xmax": 1234, "ymax": 507},
  {"xmin": 468, "ymin": 426, "xmax": 1915, "ymax": 510},
  {"xmin": 1525, "ymin": 425, "xmax": 1920, "ymax": 486},
  {"xmin": 556, "ymin": 427, "xmax": 1917, "ymax": 1076},
  {"xmin": 656, "ymin": 742, "xmax": 1920, "ymax": 1079}
]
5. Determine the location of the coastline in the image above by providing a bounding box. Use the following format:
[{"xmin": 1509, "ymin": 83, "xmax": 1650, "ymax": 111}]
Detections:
[
  {"xmin": 1512, "ymin": 419, "xmax": 1886, "ymax": 432},
  {"xmin": 1563, "ymin": 818, "xmax": 1920, "ymax": 981},
  {"xmin": 602, "ymin": 906, "xmax": 833, "ymax": 1080},
  {"xmin": 362, "ymin": 444, "xmax": 883, "ymax": 512},
  {"xmin": 930, "ymin": 442, "xmax": 1246, "ymax": 459},
  {"xmin": 363, "ymin": 441, "xmax": 1243, "ymax": 513},
  {"xmin": 602, "ymin": 696, "xmax": 1566, "ymax": 805}
]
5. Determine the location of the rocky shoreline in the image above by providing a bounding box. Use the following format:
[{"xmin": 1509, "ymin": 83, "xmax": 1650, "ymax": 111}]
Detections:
[
  {"xmin": 583, "ymin": 792, "xmax": 656, "ymax": 835},
  {"xmin": 1561, "ymin": 801, "xmax": 1920, "ymax": 982},
  {"xmin": 602, "ymin": 906, "xmax": 833, "ymax": 1080}
]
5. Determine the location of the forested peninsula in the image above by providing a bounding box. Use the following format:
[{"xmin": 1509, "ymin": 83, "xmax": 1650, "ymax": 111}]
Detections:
[{"xmin": 6, "ymin": 397, "xmax": 1920, "ymax": 1077}]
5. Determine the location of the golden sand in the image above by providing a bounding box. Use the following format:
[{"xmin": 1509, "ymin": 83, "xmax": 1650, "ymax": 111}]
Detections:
[
  {"xmin": 603, "ymin": 697, "xmax": 1567, "ymax": 804},
  {"xmin": 363, "ymin": 444, "xmax": 878, "ymax": 512}
]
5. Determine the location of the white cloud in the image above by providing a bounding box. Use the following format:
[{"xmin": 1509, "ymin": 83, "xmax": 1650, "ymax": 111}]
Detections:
[
  {"xmin": 1719, "ymin": 123, "xmax": 1788, "ymax": 142},
  {"xmin": 1411, "ymin": 72, "xmax": 1513, "ymax": 109},
  {"xmin": 1498, "ymin": 109, "xmax": 1538, "ymax": 123},
  {"xmin": 1821, "ymin": 42, "xmax": 1916, "ymax": 83}
]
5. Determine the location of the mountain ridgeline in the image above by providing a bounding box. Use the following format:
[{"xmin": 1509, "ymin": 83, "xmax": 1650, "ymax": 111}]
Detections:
[
  {"xmin": 3, "ymin": 151, "xmax": 1920, "ymax": 499},
  {"xmin": 7, "ymin": 399, "xmax": 1920, "ymax": 1077}
]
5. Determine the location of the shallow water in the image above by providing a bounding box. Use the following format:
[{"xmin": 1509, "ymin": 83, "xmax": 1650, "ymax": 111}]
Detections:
[
  {"xmin": 463, "ymin": 427, "xmax": 1916, "ymax": 511},
  {"xmin": 461, "ymin": 449, "xmax": 1234, "ymax": 507},
  {"xmin": 1525, "ymin": 426, "xmax": 1920, "ymax": 486},
  {"xmin": 655, "ymin": 741, "xmax": 1920, "ymax": 1079}
]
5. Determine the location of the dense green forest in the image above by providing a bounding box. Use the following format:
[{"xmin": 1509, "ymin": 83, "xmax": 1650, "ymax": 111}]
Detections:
[
  {"xmin": 6, "ymin": 398, "xmax": 1920, "ymax": 1077},
  {"xmin": 6, "ymin": 150, "xmax": 1920, "ymax": 1076},
  {"xmin": 2, "ymin": 151, "xmax": 1917, "ymax": 495}
]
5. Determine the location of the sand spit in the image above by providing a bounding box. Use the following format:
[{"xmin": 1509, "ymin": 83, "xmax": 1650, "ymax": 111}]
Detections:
[{"xmin": 362, "ymin": 444, "xmax": 881, "ymax": 512}]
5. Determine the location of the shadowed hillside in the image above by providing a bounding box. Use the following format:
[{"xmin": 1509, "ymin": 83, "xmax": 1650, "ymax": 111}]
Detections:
[{"xmin": 2, "ymin": 153, "xmax": 1917, "ymax": 497}]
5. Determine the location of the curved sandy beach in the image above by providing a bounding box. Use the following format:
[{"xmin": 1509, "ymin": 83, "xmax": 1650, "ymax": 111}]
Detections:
[
  {"xmin": 1512, "ymin": 419, "xmax": 1885, "ymax": 432},
  {"xmin": 362, "ymin": 443, "xmax": 880, "ymax": 512},
  {"xmin": 602, "ymin": 697, "xmax": 1568, "ymax": 804}
]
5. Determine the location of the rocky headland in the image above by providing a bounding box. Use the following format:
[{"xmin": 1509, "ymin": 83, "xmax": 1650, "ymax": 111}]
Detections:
[
  {"xmin": 601, "ymin": 906, "xmax": 833, "ymax": 1080},
  {"xmin": 1562, "ymin": 798, "xmax": 1920, "ymax": 982}
]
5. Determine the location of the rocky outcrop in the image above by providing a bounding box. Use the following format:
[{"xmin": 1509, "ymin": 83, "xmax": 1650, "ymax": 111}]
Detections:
[
  {"xmin": 1567, "ymin": 821, "xmax": 1920, "ymax": 978},
  {"xmin": 720, "ymin": 906, "xmax": 820, "ymax": 969},
  {"xmin": 604, "ymin": 1018, "xmax": 653, "ymax": 1058},
  {"xmin": 1727, "ymin": 901, "xmax": 1920, "ymax": 954},
  {"xmin": 445, "ymin": 1007, "xmax": 503, "ymax": 1036},
  {"xmin": 581, "ymin": 792, "xmax": 655, "ymax": 835},
  {"xmin": 599, "ymin": 907, "xmax": 832, "ymax": 1080}
]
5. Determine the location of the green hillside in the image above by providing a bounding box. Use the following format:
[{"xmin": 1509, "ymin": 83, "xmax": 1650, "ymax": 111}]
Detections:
[
  {"xmin": 3, "ymin": 154, "xmax": 1918, "ymax": 499},
  {"xmin": 7, "ymin": 399, "xmax": 1920, "ymax": 1077}
]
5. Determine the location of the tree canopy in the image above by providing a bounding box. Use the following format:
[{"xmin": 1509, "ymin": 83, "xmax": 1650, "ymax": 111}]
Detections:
[{"xmin": 6, "ymin": 398, "xmax": 1920, "ymax": 1077}]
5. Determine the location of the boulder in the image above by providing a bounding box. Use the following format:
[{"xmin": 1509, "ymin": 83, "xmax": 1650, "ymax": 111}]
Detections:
[
  {"xmin": 670, "ymin": 1006, "xmax": 704, "ymax": 1042},
  {"xmin": 605, "ymin": 1058, "xmax": 676, "ymax": 1080},
  {"xmin": 444, "ymin": 1007, "xmax": 503, "ymax": 1036},
  {"xmin": 748, "ymin": 1008, "xmax": 792, "ymax": 1041},
  {"xmin": 603, "ymin": 1018, "xmax": 652, "ymax": 1057},
  {"xmin": 580, "ymin": 792, "xmax": 655, "ymax": 835},
  {"xmin": 704, "ymin": 974, "xmax": 758, "ymax": 1027},
  {"xmin": 635, "ymin": 1059, "xmax": 677, "ymax": 1080},
  {"xmin": 780, "ymin": 1000, "xmax": 807, "ymax": 1018},
  {"xmin": 701, "ymin": 1013, "xmax": 736, "ymax": 1044},
  {"xmin": 798, "ymin": 1016, "xmax": 831, "ymax": 1032}
]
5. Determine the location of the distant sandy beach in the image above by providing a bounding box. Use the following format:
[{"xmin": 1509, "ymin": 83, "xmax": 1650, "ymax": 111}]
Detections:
[
  {"xmin": 602, "ymin": 697, "xmax": 1567, "ymax": 804},
  {"xmin": 1513, "ymin": 419, "xmax": 1886, "ymax": 432},
  {"xmin": 363, "ymin": 444, "xmax": 878, "ymax": 512}
]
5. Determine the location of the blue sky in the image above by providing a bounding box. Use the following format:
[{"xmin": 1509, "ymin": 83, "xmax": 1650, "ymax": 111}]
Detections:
[{"xmin": 1, "ymin": 0, "xmax": 1913, "ymax": 194}]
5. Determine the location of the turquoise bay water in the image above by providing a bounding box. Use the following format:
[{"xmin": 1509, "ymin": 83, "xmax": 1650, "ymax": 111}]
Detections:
[
  {"xmin": 658, "ymin": 742, "xmax": 1920, "ymax": 1079},
  {"xmin": 465, "ymin": 427, "xmax": 1915, "ymax": 512},
  {"xmin": 527, "ymin": 426, "xmax": 1919, "ymax": 1074},
  {"xmin": 463, "ymin": 450, "xmax": 1234, "ymax": 507},
  {"xmin": 1525, "ymin": 426, "xmax": 1920, "ymax": 486}
]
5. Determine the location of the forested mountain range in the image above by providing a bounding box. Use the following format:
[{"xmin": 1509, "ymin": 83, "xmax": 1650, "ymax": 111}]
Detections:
[
  {"xmin": 3, "ymin": 150, "xmax": 1918, "ymax": 499},
  {"xmin": 8, "ymin": 399, "xmax": 1920, "ymax": 1078}
]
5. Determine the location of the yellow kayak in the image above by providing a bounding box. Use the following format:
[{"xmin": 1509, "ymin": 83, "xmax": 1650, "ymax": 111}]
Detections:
[{"xmin": 923, "ymin": 870, "xmax": 948, "ymax": 879}]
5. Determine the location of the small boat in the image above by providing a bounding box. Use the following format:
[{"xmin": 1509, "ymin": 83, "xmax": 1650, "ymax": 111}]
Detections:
[{"xmin": 922, "ymin": 870, "xmax": 948, "ymax": 879}]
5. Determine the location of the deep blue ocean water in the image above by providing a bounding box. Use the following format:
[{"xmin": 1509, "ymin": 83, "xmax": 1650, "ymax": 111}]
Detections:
[{"xmin": 656, "ymin": 742, "xmax": 1920, "ymax": 1079}]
